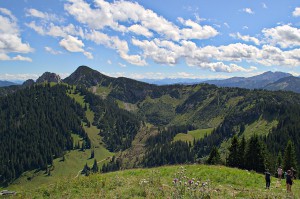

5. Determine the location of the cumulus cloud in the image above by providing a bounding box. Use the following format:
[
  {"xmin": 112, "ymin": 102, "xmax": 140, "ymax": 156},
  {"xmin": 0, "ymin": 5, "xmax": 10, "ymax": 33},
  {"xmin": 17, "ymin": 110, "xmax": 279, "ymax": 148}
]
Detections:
[
  {"xmin": 242, "ymin": 8, "xmax": 254, "ymax": 14},
  {"xmin": 262, "ymin": 25, "xmax": 300, "ymax": 48},
  {"xmin": 64, "ymin": 0, "xmax": 218, "ymax": 41},
  {"xmin": 59, "ymin": 35, "xmax": 93, "ymax": 59},
  {"xmin": 293, "ymin": 7, "xmax": 300, "ymax": 17},
  {"xmin": 59, "ymin": 35, "xmax": 84, "ymax": 52},
  {"xmin": 230, "ymin": 32, "xmax": 260, "ymax": 45},
  {"xmin": 0, "ymin": 8, "xmax": 33, "ymax": 61}
]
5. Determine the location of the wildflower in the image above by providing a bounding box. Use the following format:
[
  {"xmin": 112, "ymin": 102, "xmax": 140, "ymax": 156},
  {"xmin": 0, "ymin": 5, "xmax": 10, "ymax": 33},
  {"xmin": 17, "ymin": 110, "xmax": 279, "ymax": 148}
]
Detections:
[
  {"xmin": 195, "ymin": 183, "xmax": 199, "ymax": 186},
  {"xmin": 184, "ymin": 182, "xmax": 187, "ymax": 186},
  {"xmin": 173, "ymin": 178, "xmax": 178, "ymax": 183}
]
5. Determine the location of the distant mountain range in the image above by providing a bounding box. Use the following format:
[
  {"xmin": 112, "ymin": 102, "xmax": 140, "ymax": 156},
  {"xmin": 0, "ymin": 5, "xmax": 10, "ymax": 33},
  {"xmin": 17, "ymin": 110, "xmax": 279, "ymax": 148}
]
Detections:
[
  {"xmin": 205, "ymin": 71, "xmax": 293, "ymax": 89},
  {"xmin": 0, "ymin": 80, "xmax": 19, "ymax": 87},
  {"xmin": 1, "ymin": 69, "xmax": 300, "ymax": 94},
  {"xmin": 140, "ymin": 71, "xmax": 300, "ymax": 93},
  {"xmin": 140, "ymin": 78, "xmax": 206, "ymax": 85}
]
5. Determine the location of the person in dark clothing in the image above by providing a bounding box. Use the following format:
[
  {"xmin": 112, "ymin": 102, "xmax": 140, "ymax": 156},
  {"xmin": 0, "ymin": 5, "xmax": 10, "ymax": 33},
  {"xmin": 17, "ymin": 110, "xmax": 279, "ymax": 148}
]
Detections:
[
  {"xmin": 286, "ymin": 170, "xmax": 293, "ymax": 193},
  {"xmin": 265, "ymin": 169, "xmax": 271, "ymax": 189}
]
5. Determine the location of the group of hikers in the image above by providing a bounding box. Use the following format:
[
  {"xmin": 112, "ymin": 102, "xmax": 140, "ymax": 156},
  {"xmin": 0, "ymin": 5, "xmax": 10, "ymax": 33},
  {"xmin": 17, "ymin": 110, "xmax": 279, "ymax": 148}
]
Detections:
[{"xmin": 264, "ymin": 166, "xmax": 296, "ymax": 193}]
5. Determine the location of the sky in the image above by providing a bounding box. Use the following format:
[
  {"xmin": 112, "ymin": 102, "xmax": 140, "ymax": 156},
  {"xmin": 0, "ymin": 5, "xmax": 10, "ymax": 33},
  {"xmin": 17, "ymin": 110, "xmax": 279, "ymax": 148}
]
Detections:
[{"xmin": 0, "ymin": 0, "xmax": 300, "ymax": 81}]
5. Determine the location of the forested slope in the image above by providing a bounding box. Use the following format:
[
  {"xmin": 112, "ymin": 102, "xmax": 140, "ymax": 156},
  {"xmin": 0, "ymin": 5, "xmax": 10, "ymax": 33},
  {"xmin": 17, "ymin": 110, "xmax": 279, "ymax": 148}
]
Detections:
[{"xmin": 0, "ymin": 84, "xmax": 89, "ymax": 185}]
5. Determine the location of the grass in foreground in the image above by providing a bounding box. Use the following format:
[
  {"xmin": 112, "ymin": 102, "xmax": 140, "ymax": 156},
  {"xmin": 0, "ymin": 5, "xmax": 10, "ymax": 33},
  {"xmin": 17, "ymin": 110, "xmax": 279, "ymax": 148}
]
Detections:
[{"xmin": 14, "ymin": 164, "xmax": 299, "ymax": 198}]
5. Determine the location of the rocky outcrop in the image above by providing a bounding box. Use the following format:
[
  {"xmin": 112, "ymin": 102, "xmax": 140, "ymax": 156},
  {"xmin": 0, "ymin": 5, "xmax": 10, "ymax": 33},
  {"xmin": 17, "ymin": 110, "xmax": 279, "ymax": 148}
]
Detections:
[{"xmin": 36, "ymin": 72, "xmax": 61, "ymax": 83}]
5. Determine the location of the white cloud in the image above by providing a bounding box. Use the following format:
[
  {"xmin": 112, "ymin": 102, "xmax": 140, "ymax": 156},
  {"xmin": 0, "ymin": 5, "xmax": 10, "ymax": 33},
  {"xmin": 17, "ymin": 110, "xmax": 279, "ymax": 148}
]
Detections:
[
  {"xmin": 0, "ymin": 73, "xmax": 40, "ymax": 81},
  {"xmin": 12, "ymin": 55, "xmax": 32, "ymax": 62},
  {"xmin": 0, "ymin": 53, "xmax": 32, "ymax": 62},
  {"xmin": 128, "ymin": 24, "xmax": 153, "ymax": 37},
  {"xmin": 118, "ymin": 63, "xmax": 126, "ymax": 67},
  {"xmin": 83, "ymin": 51, "xmax": 93, "ymax": 59},
  {"xmin": 0, "ymin": 8, "xmax": 33, "ymax": 61},
  {"xmin": 107, "ymin": 60, "xmax": 112, "ymax": 64},
  {"xmin": 0, "ymin": 8, "xmax": 17, "ymax": 21},
  {"xmin": 26, "ymin": 8, "xmax": 63, "ymax": 22},
  {"xmin": 242, "ymin": 8, "xmax": 254, "ymax": 14},
  {"xmin": 197, "ymin": 62, "xmax": 256, "ymax": 73},
  {"xmin": 293, "ymin": 7, "xmax": 300, "ymax": 17},
  {"xmin": 65, "ymin": 0, "xmax": 217, "ymax": 41},
  {"xmin": 224, "ymin": 23, "xmax": 230, "ymax": 28},
  {"xmin": 262, "ymin": 25, "xmax": 300, "ymax": 48},
  {"xmin": 45, "ymin": 46, "xmax": 62, "ymax": 55},
  {"xmin": 59, "ymin": 35, "xmax": 84, "ymax": 52},
  {"xmin": 230, "ymin": 32, "xmax": 260, "ymax": 45},
  {"xmin": 59, "ymin": 35, "xmax": 93, "ymax": 59},
  {"xmin": 243, "ymin": 26, "xmax": 249, "ymax": 30},
  {"xmin": 178, "ymin": 18, "xmax": 218, "ymax": 40},
  {"xmin": 262, "ymin": 3, "xmax": 267, "ymax": 9}
]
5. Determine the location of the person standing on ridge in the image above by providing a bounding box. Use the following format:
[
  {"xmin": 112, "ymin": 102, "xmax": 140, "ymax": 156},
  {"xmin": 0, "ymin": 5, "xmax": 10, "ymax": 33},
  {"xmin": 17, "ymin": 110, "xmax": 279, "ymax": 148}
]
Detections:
[
  {"xmin": 286, "ymin": 170, "xmax": 293, "ymax": 193},
  {"xmin": 265, "ymin": 169, "xmax": 271, "ymax": 189},
  {"xmin": 277, "ymin": 166, "xmax": 283, "ymax": 180}
]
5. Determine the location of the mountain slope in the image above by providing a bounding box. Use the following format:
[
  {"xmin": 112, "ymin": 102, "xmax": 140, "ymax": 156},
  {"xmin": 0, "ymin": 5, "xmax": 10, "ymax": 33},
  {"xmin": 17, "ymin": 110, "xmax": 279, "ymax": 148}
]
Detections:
[
  {"xmin": 264, "ymin": 76, "xmax": 300, "ymax": 93},
  {"xmin": 205, "ymin": 71, "xmax": 291, "ymax": 89}
]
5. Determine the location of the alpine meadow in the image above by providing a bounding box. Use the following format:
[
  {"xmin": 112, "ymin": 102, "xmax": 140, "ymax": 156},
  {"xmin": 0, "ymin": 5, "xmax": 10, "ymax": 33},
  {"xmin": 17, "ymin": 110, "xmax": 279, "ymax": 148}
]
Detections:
[{"xmin": 1, "ymin": 0, "xmax": 300, "ymax": 198}]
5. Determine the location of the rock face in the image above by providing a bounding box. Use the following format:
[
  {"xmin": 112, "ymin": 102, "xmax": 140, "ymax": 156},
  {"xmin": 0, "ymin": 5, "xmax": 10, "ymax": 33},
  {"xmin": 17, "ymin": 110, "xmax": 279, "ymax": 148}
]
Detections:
[
  {"xmin": 22, "ymin": 79, "xmax": 35, "ymax": 87},
  {"xmin": 36, "ymin": 72, "xmax": 61, "ymax": 83}
]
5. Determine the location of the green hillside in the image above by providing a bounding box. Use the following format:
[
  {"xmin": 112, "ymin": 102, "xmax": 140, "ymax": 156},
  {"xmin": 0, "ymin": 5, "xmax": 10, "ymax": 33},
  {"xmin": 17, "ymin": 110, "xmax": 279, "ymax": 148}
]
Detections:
[{"xmin": 13, "ymin": 165, "xmax": 299, "ymax": 198}]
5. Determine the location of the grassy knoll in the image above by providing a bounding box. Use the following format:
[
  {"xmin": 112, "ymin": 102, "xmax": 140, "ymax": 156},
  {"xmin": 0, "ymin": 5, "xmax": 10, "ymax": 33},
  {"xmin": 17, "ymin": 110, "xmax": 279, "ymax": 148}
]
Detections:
[{"xmin": 15, "ymin": 164, "xmax": 299, "ymax": 198}]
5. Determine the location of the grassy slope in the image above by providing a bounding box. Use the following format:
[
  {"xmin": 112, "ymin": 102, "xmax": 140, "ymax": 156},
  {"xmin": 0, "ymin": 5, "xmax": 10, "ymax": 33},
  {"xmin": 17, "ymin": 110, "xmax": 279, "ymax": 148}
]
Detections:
[
  {"xmin": 173, "ymin": 128, "xmax": 214, "ymax": 143},
  {"xmin": 6, "ymin": 89, "xmax": 113, "ymax": 191},
  {"xmin": 16, "ymin": 164, "xmax": 299, "ymax": 198}
]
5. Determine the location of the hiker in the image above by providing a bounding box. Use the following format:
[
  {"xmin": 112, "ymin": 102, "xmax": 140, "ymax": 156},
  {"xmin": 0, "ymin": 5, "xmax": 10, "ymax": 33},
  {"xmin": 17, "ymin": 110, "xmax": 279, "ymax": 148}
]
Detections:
[
  {"xmin": 277, "ymin": 166, "xmax": 283, "ymax": 180},
  {"xmin": 286, "ymin": 170, "xmax": 293, "ymax": 193},
  {"xmin": 265, "ymin": 169, "xmax": 271, "ymax": 189}
]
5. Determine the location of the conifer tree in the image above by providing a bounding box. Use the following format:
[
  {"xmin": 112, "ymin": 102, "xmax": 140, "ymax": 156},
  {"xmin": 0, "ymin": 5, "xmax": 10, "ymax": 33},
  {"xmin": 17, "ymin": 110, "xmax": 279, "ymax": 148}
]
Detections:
[
  {"xmin": 207, "ymin": 146, "xmax": 222, "ymax": 165},
  {"xmin": 90, "ymin": 149, "xmax": 95, "ymax": 159},
  {"xmin": 245, "ymin": 135, "xmax": 265, "ymax": 172},
  {"xmin": 92, "ymin": 159, "xmax": 98, "ymax": 173},
  {"xmin": 238, "ymin": 136, "xmax": 246, "ymax": 169},
  {"xmin": 227, "ymin": 136, "xmax": 239, "ymax": 167},
  {"xmin": 283, "ymin": 140, "xmax": 298, "ymax": 172}
]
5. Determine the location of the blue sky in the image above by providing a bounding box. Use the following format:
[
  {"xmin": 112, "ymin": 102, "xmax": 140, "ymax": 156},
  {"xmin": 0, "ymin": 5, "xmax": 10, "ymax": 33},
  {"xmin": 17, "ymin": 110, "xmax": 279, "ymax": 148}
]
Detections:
[{"xmin": 0, "ymin": 0, "xmax": 300, "ymax": 81}]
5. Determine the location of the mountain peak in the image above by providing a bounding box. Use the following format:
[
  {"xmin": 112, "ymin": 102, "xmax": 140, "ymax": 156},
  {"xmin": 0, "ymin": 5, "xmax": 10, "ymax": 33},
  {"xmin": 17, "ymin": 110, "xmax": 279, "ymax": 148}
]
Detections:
[
  {"xmin": 64, "ymin": 65, "xmax": 113, "ymax": 87},
  {"xmin": 36, "ymin": 72, "xmax": 61, "ymax": 83}
]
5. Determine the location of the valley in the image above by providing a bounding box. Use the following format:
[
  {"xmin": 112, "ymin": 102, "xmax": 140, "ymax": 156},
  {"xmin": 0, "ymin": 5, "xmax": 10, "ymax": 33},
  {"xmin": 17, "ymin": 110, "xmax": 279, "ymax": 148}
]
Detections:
[{"xmin": 1, "ymin": 66, "xmax": 300, "ymax": 198}]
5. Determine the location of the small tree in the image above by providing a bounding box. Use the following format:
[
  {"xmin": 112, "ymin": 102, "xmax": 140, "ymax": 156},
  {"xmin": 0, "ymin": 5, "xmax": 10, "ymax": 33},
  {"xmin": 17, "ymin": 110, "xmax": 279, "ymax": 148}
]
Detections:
[
  {"xmin": 207, "ymin": 146, "xmax": 222, "ymax": 165},
  {"xmin": 90, "ymin": 149, "xmax": 95, "ymax": 159},
  {"xmin": 92, "ymin": 159, "xmax": 98, "ymax": 173}
]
